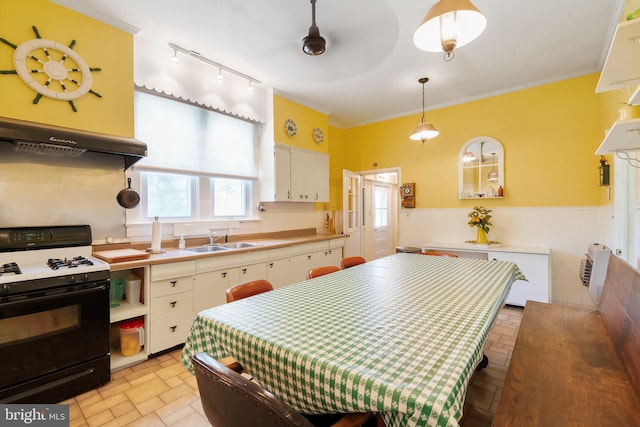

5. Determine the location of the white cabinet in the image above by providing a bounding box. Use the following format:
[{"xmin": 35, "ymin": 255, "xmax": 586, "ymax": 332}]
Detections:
[
  {"xmin": 488, "ymin": 251, "xmax": 550, "ymax": 306},
  {"xmin": 596, "ymin": 18, "xmax": 640, "ymax": 154},
  {"xmin": 148, "ymin": 261, "xmax": 195, "ymax": 354},
  {"xmin": 290, "ymin": 238, "xmax": 344, "ymax": 282},
  {"xmin": 193, "ymin": 268, "xmax": 235, "ymax": 314},
  {"xmin": 261, "ymin": 144, "xmax": 329, "ymax": 202},
  {"xmin": 420, "ymin": 242, "xmax": 550, "ymax": 307},
  {"xmin": 266, "ymin": 257, "xmax": 291, "ymax": 289}
]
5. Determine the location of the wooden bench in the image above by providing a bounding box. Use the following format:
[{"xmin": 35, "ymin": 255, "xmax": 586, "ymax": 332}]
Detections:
[{"xmin": 494, "ymin": 254, "xmax": 640, "ymax": 426}]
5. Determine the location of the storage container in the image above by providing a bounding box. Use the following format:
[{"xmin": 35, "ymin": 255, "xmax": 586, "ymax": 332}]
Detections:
[
  {"xmin": 119, "ymin": 320, "xmax": 144, "ymax": 356},
  {"xmin": 124, "ymin": 275, "xmax": 142, "ymax": 304}
]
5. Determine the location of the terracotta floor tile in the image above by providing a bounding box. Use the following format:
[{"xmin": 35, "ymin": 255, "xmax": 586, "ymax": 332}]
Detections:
[
  {"xmin": 81, "ymin": 393, "xmax": 128, "ymax": 419},
  {"xmin": 125, "ymin": 377, "xmax": 170, "ymax": 405},
  {"xmin": 134, "ymin": 396, "xmax": 165, "ymax": 416},
  {"xmin": 168, "ymin": 410, "xmax": 210, "ymax": 427},
  {"xmin": 110, "ymin": 400, "xmax": 137, "ymax": 418},
  {"xmin": 100, "ymin": 409, "xmax": 141, "ymax": 427},
  {"xmin": 86, "ymin": 409, "xmax": 115, "ymax": 427},
  {"xmin": 126, "ymin": 412, "xmax": 166, "ymax": 427},
  {"xmin": 158, "ymin": 383, "xmax": 194, "ymax": 405}
]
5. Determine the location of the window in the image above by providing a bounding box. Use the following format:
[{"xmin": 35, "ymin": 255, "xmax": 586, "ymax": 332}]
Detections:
[{"xmin": 132, "ymin": 90, "xmax": 258, "ymax": 223}]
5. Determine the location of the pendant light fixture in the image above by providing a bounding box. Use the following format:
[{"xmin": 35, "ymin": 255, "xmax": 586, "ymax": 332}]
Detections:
[
  {"xmin": 409, "ymin": 77, "xmax": 439, "ymax": 143},
  {"xmin": 413, "ymin": 0, "xmax": 486, "ymax": 61}
]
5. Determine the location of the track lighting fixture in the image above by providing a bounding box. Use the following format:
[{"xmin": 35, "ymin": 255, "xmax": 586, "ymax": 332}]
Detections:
[{"xmin": 168, "ymin": 42, "xmax": 260, "ymax": 90}]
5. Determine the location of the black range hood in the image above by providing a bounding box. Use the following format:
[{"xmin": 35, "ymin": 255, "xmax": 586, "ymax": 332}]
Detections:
[{"xmin": 0, "ymin": 116, "xmax": 147, "ymax": 170}]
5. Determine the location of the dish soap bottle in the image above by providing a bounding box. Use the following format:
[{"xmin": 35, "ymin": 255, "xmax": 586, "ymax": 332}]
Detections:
[{"xmin": 178, "ymin": 234, "xmax": 186, "ymax": 250}]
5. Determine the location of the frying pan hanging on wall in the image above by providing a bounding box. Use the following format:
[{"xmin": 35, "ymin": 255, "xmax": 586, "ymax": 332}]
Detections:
[{"xmin": 117, "ymin": 178, "xmax": 140, "ymax": 209}]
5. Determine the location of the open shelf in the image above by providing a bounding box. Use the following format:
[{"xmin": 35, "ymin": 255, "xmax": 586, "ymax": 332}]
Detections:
[
  {"xmin": 596, "ymin": 19, "xmax": 640, "ymax": 93},
  {"xmin": 110, "ymin": 301, "xmax": 147, "ymax": 323},
  {"xmin": 110, "ymin": 348, "xmax": 148, "ymax": 371},
  {"xmin": 596, "ymin": 117, "xmax": 640, "ymax": 154}
]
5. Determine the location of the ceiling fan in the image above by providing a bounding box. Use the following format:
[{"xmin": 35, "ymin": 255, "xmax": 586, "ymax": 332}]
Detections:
[{"xmin": 302, "ymin": 0, "xmax": 326, "ymax": 56}]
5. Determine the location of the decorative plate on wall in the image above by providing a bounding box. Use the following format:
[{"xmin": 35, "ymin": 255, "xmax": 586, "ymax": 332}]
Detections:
[
  {"xmin": 284, "ymin": 118, "xmax": 297, "ymax": 137},
  {"xmin": 313, "ymin": 128, "xmax": 324, "ymax": 144}
]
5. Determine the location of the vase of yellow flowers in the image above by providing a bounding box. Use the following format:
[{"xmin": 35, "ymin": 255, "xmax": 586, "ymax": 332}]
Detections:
[{"xmin": 468, "ymin": 206, "xmax": 492, "ymax": 244}]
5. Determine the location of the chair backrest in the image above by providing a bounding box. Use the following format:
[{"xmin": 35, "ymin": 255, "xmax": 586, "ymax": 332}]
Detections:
[
  {"xmin": 193, "ymin": 352, "xmax": 314, "ymax": 427},
  {"xmin": 307, "ymin": 265, "xmax": 341, "ymax": 279},
  {"xmin": 226, "ymin": 279, "xmax": 274, "ymax": 303},
  {"xmin": 419, "ymin": 250, "xmax": 459, "ymax": 258},
  {"xmin": 339, "ymin": 256, "xmax": 366, "ymax": 269}
]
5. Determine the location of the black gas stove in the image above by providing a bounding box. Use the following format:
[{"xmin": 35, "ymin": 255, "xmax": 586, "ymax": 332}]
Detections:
[{"xmin": 0, "ymin": 225, "xmax": 111, "ymax": 403}]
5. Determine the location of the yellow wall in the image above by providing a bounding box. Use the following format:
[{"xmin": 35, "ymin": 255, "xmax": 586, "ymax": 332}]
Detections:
[
  {"xmin": 273, "ymin": 95, "xmax": 329, "ymax": 153},
  {"xmin": 0, "ymin": 0, "xmax": 134, "ymax": 137},
  {"xmin": 339, "ymin": 73, "xmax": 617, "ymax": 208}
]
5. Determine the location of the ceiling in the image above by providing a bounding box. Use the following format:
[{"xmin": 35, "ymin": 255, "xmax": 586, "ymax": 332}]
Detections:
[{"xmin": 54, "ymin": 0, "xmax": 625, "ymax": 128}]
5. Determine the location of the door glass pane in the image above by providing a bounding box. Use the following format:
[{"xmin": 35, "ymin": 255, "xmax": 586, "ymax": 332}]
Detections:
[{"xmin": 374, "ymin": 188, "xmax": 388, "ymax": 228}]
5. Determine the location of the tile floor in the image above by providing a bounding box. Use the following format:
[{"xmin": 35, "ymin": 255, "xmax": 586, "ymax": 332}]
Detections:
[{"xmin": 62, "ymin": 305, "xmax": 523, "ymax": 427}]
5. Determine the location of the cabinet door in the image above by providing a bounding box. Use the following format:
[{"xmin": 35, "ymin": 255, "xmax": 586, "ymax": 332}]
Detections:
[
  {"xmin": 267, "ymin": 258, "xmax": 291, "ymax": 289},
  {"xmin": 274, "ymin": 145, "xmax": 292, "ymax": 201},
  {"xmin": 314, "ymin": 153, "xmax": 329, "ymax": 202},
  {"xmin": 290, "ymin": 252, "xmax": 316, "ymax": 282},
  {"xmin": 488, "ymin": 252, "xmax": 550, "ymax": 306},
  {"xmin": 323, "ymin": 246, "xmax": 342, "ymax": 266},
  {"xmin": 194, "ymin": 269, "xmax": 234, "ymax": 313},
  {"xmin": 290, "ymin": 149, "xmax": 315, "ymax": 201},
  {"xmin": 237, "ymin": 262, "xmax": 268, "ymax": 284},
  {"xmin": 149, "ymin": 291, "xmax": 193, "ymax": 353}
]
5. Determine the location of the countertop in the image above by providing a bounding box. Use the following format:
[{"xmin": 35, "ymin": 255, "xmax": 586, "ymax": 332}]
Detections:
[{"xmin": 93, "ymin": 229, "xmax": 344, "ymax": 271}]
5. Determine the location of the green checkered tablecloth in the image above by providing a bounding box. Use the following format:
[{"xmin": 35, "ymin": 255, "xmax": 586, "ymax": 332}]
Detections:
[{"xmin": 182, "ymin": 253, "xmax": 525, "ymax": 427}]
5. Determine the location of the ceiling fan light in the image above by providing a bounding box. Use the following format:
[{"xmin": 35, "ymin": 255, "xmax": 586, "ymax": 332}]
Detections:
[
  {"xmin": 303, "ymin": 0, "xmax": 326, "ymax": 56},
  {"xmin": 410, "ymin": 122, "xmax": 439, "ymax": 142},
  {"xmin": 303, "ymin": 32, "xmax": 326, "ymax": 56},
  {"xmin": 413, "ymin": 0, "xmax": 486, "ymax": 53}
]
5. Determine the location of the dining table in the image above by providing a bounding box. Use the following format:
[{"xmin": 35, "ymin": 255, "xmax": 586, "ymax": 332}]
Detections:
[{"xmin": 181, "ymin": 253, "xmax": 525, "ymax": 427}]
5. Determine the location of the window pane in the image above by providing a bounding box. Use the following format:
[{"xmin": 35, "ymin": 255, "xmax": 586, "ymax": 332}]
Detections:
[
  {"xmin": 213, "ymin": 178, "xmax": 247, "ymax": 217},
  {"xmin": 145, "ymin": 172, "xmax": 192, "ymax": 218}
]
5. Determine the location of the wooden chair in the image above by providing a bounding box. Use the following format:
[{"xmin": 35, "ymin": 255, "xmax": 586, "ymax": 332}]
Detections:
[
  {"xmin": 419, "ymin": 250, "xmax": 458, "ymax": 258},
  {"xmin": 193, "ymin": 352, "xmax": 376, "ymax": 427},
  {"xmin": 307, "ymin": 265, "xmax": 341, "ymax": 279},
  {"xmin": 339, "ymin": 256, "xmax": 366, "ymax": 269},
  {"xmin": 226, "ymin": 279, "xmax": 274, "ymax": 303}
]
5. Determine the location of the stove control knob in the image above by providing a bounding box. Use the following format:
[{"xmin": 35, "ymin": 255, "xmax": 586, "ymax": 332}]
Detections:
[
  {"xmin": 66, "ymin": 276, "xmax": 76, "ymax": 283},
  {"xmin": 81, "ymin": 274, "xmax": 89, "ymax": 282}
]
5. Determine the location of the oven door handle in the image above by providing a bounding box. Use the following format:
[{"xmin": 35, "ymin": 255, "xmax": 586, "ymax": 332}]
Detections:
[{"xmin": 1, "ymin": 283, "xmax": 108, "ymax": 307}]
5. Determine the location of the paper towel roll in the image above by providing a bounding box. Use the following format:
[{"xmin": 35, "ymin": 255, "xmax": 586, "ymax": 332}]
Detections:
[{"xmin": 151, "ymin": 217, "xmax": 161, "ymax": 251}]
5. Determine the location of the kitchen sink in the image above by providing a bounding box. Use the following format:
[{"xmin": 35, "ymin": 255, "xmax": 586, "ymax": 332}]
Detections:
[
  {"xmin": 185, "ymin": 245, "xmax": 230, "ymax": 253},
  {"xmin": 220, "ymin": 241, "xmax": 263, "ymax": 249}
]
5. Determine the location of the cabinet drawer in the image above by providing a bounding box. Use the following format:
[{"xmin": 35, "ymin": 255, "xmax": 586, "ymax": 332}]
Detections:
[
  {"xmin": 150, "ymin": 261, "xmax": 196, "ymax": 281},
  {"xmin": 150, "ymin": 276, "xmax": 194, "ymax": 297},
  {"xmin": 149, "ymin": 314, "xmax": 194, "ymax": 354},
  {"xmin": 150, "ymin": 291, "xmax": 193, "ymax": 320}
]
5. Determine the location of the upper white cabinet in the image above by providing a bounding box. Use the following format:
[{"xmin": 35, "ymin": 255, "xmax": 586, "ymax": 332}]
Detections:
[
  {"xmin": 261, "ymin": 144, "xmax": 329, "ymax": 202},
  {"xmin": 596, "ymin": 18, "xmax": 640, "ymax": 154}
]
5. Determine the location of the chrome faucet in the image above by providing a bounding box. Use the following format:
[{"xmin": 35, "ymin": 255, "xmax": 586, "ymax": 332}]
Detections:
[{"xmin": 209, "ymin": 230, "xmax": 217, "ymax": 245}]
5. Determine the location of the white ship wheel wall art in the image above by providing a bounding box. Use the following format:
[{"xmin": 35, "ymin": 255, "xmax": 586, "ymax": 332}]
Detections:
[{"xmin": 0, "ymin": 26, "xmax": 102, "ymax": 112}]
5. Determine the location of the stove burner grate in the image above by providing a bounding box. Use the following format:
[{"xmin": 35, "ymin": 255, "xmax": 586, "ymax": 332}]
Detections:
[
  {"xmin": 47, "ymin": 256, "xmax": 94, "ymax": 270},
  {"xmin": 0, "ymin": 262, "xmax": 22, "ymax": 276}
]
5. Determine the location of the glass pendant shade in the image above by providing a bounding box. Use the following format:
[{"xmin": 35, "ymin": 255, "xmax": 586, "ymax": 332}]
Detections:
[
  {"xmin": 463, "ymin": 149, "xmax": 476, "ymax": 162},
  {"xmin": 413, "ymin": 0, "xmax": 486, "ymax": 54},
  {"xmin": 487, "ymin": 152, "xmax": 499, "ymax": 182},
  {"xmin": 410, "ymin": 122, "xmax": 439, "ymax": 142}
]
